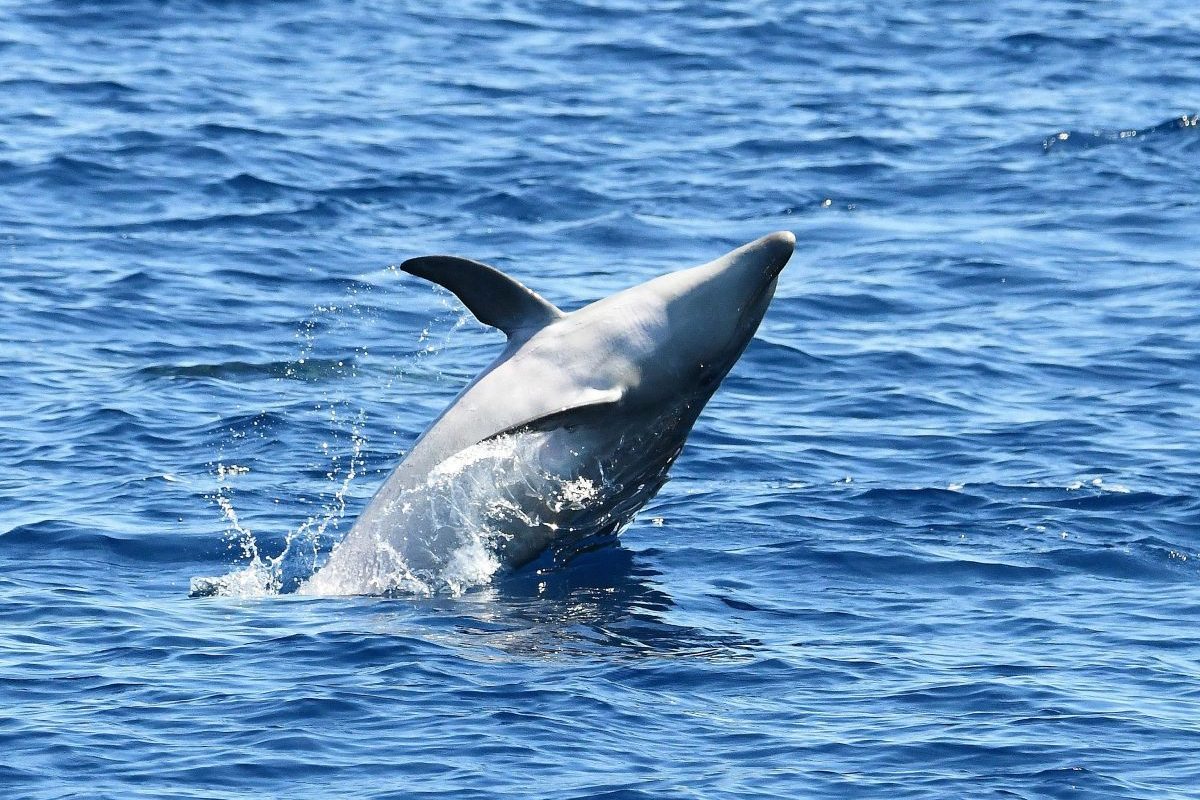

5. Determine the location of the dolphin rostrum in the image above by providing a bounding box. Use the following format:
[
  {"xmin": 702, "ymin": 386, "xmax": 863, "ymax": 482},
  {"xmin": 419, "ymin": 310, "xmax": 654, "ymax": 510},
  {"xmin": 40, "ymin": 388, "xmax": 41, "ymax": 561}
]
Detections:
[{"xmin": 299, "ymin": 231, "xmax": 796, "ymax": 595}]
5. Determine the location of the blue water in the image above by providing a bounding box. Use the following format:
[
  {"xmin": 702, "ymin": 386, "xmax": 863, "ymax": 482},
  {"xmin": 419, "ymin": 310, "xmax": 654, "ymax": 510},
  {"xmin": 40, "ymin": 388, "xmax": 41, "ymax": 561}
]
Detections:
[{"xmin": 2, "ymin": 1, "xmax": 1199, "ymax": 797}]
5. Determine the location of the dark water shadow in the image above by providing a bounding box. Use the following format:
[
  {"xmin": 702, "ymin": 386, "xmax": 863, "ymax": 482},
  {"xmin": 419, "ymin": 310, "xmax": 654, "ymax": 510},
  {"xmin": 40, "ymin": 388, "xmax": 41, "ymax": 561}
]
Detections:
[{"xmin": 440, "ymin": 540, "xmax": 764, "ymax": 662}]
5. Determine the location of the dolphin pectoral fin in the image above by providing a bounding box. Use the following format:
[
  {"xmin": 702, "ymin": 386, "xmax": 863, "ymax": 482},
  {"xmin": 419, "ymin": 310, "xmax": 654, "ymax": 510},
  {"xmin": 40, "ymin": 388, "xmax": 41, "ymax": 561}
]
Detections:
[
  {"xmin": 401, "ymin": 255, "xmax": 564, "ymax": 339},
  {"xmin": 486, "ymin": 388, "xmax": 623, "ymax": 439}
]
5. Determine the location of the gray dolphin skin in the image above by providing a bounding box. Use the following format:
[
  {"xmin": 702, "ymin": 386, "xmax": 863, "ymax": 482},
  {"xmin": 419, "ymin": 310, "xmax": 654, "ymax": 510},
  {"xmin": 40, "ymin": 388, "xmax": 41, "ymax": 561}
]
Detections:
[{"xmin": 299, "ymin": 231, "xmax": 795, "ymax": 595}]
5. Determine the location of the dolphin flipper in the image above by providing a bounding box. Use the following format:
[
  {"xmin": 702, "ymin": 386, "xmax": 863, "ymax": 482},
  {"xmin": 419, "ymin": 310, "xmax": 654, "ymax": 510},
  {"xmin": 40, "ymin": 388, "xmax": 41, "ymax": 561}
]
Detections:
[
  {"xmin": 485, "ymin": 388, "xmax": 624, "ymax": 441},
  {"xmin": 401, "ymin": 255, "xmax": 564, "ymax": 339}
]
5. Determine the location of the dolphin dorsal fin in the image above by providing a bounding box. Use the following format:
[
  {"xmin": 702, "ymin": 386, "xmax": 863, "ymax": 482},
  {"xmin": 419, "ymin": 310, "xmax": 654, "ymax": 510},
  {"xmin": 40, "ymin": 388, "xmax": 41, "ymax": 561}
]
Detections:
[{"xmin": 401, "ymin": 255, "xmax": 564, "ymax": 339}]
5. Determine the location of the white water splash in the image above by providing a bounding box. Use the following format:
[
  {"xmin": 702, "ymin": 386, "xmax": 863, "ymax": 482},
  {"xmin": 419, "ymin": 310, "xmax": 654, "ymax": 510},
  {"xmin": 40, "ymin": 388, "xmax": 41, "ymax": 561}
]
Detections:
[
  {"xmin": 192, "ymin": 283, "xmax": 503, "ymax": 600},
  {"xmin": 191, "ymin": 411, "xmax": 367, "ymax": 599},
  {"xmin": 296, "ymin": 430, "xmax": 614, "ymax": 598},
  {"xmin": 192, "ymin": 286, "xmax": 379, "ymax": 598}
]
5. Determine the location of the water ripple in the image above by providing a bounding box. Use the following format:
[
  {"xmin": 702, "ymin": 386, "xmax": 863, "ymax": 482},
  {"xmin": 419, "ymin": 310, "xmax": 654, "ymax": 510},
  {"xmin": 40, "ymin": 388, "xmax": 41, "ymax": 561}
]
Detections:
[{"xmin": 2, "ymin": 1, "xmax": 1199, "ymax": 798}]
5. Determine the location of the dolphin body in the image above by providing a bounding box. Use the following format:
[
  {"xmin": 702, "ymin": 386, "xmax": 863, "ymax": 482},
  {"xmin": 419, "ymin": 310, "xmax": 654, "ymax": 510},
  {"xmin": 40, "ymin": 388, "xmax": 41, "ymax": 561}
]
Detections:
[{"xmin": 299, "ymin": 231, "xmax": 796, "ymax": 596}]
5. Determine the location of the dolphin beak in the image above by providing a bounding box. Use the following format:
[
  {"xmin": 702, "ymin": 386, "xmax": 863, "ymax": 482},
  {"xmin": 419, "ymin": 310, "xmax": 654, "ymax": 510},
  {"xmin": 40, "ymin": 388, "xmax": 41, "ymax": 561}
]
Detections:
[{"xmin": 756, "ymin": 230, "xmax": 796, "ymax": 281}]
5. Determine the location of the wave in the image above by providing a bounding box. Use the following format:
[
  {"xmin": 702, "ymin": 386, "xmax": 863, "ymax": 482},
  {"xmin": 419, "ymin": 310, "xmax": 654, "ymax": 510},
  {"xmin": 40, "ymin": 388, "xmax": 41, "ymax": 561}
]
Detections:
[
  {"xmin": 1, "ymin": 519, "xmax": 224, "ymax": 564},
  {"xmin": 1043, "ymin": 114, "xmax": 1199, "ymax": 152},
  {"xmin": 136, "ymin": 357, "xmax": 356, "ymax": 383}
]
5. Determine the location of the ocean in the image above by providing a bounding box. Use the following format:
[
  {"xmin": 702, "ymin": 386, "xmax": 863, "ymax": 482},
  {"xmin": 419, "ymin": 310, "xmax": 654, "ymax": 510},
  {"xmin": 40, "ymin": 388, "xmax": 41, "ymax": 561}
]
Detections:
[{"xmin": 1, "ymin": 1, "xmax": 1198, "ymax": 797}]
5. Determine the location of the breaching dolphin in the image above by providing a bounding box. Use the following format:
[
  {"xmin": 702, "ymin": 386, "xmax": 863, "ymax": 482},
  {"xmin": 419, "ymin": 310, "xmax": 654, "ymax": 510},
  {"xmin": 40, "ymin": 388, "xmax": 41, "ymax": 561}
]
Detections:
[{"xmin": 299, "ymin": 231, "xmax": 795, "ymax": 595}]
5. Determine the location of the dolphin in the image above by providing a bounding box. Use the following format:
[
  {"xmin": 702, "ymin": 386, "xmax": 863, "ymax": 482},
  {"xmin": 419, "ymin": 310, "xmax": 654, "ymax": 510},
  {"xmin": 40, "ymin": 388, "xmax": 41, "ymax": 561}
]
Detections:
[{"xmin": 298, "ymin": 231, "xmax": 796, "ymax": 596}]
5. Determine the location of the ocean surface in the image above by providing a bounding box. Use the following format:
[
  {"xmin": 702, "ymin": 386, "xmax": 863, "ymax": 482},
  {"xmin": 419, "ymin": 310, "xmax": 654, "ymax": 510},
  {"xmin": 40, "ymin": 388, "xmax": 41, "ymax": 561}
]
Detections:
[{"xmin": 2, "ymin": 1, "xmax": 1199, "ymax": 797}]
